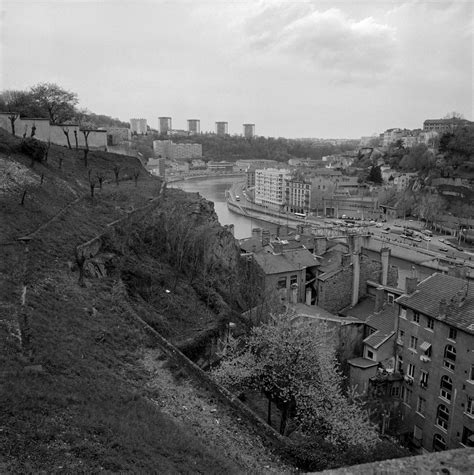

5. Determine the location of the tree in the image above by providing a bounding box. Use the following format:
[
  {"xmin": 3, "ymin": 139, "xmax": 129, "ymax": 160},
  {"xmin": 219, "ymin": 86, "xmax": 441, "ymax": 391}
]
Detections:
[
  {"xmin": 367, "ymin": 165, "xmax": 382, "ymax": 184},
  {"xmin": 443, "ymin": 111, "xmax": 464, "ymax": 120},
  {"xmin": 30, "ymin": 82, "xmax": 78, "ymax": 124},
  {"xmin": 212, "ymin": 313, "xmax": 379, "ymax": 449},
  {"xmin": 62, "ymin": 126, "xmax": 72, "ymax": 149}
]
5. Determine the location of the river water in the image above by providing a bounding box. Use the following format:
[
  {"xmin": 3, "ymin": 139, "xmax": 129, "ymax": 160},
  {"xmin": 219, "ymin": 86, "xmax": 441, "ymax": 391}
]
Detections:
[
  {"xmin": 170, "ymin": 176, "xmax": 436, "ymax": 289},
  {"xmin": 170, "ymin": 176, "xmax": 279, "ymax": 239}
]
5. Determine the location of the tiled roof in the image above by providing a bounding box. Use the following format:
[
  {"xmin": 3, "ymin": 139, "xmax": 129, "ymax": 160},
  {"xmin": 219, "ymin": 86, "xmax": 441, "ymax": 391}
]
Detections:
[
  {"xmin": 239, "ymin": 237, "xmax": 263, "ymax": 253},
  {"xmin": 341, "ymin": 298, "xmax": 398, "ymax": 349},
  {"xmin": 396, "ymin": 273, "xmax": 474, "ymax": 333},
  {"xmin": 253, "ymin": 247, "xmax": 319, "ymax": 275}
]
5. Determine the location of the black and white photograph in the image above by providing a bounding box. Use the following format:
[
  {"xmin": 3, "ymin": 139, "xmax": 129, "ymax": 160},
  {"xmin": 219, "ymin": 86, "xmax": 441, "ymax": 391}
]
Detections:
[{"xmin": 1, "ymin": 0, "xmax": 473, "ymax": 473}]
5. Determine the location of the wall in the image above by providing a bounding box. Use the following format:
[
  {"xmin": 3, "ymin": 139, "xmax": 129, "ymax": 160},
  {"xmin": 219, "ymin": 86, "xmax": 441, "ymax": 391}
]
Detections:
[
  {"xmin": 317, "ymin": 255, "xmax": 397, "ymax": 314},
  {"xmin": 0, "ymin": 114, "xmax": 107, "ymax": 150}
]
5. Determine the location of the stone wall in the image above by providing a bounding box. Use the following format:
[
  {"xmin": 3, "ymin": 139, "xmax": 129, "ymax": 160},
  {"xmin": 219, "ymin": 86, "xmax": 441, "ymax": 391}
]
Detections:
[
  {"xmin": 317, "ymin": 254, "xmax": 398, "ymax": 314},
  {"xmin": 0, "ymin": 114, "xmax": 107, "ymax": 150}
]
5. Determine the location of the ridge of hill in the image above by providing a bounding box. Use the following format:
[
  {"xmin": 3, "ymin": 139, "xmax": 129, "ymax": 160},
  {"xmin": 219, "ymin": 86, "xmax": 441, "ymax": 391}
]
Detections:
[{"xmin": 0, "ymin": 129, "xmax": 291, "ymax": 473}]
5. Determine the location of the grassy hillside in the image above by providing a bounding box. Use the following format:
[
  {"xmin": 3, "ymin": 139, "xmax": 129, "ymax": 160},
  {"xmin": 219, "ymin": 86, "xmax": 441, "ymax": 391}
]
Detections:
[{"xmin": 0, "ymin": 129, "xmax": 290, "ymax": 473}]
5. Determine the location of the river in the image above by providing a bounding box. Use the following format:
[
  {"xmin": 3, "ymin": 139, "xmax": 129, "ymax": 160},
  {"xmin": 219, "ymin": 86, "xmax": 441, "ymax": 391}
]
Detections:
[
  {"xmin": 170, "ymin": 176, "xmax": 437, "ymax": 289},
  {"xmin": 170, "ymin": 176, "xmax": 280, "ymax": 239}
]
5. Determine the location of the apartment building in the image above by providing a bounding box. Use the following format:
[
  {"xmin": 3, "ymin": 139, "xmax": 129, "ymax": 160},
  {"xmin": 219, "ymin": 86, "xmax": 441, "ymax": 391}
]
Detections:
[
  {"xmin": 243, "ymin": 123, "xmax": 255, "ymax": 138},
  {"xmin": 423, "ymin": 118, "xmax": 472, "ymax": 133},
  {"xmin": 285, "ymin": 178, "xmax": 311, "ymax": 214},
  {"xmin": 254, "ymin": 168, "xmax": 291, "ymax": 210},
  {"xmin": 153, "ymin": 140, "xmax": 202, "ymax": 159},
  {"xmin": 130, "ymin": 118, "xmax": 147, "ymax": 135},
  {"xmin": 395, "ymin": 273, "xmax": 474, "ymax": 452},
  {"xmin": 215, "ymin": 121, "xmax": 228, "ymax": 136}
]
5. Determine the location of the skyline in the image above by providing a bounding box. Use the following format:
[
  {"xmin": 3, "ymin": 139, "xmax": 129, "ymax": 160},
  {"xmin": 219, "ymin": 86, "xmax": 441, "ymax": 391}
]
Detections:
[{"xmin": 1, "ymin": 0, "xmax": 473, "ymax": 138}]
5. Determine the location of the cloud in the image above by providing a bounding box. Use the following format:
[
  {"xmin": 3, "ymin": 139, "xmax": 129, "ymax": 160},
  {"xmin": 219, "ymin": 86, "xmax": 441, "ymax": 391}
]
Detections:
[{"xmin": 243, "ymin": 5, "xmax": 397, "ymax": 84}]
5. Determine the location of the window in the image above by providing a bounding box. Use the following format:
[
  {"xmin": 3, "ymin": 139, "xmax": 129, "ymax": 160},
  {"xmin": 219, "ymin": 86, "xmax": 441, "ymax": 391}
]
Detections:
[
  {"xmin": 433, "ymin": 434, "xmax": 447, "ymax": 452},
  {"xmin": 397, "ymin": 355, "xmax": 403, "ymax": 373},
  {"xmin": 407, "ymin": 363, "xmax": 415, "ymax": 378},
  {"xmin": 436, "ymin": 404, "xmax": 449, "ymax": 431},
  {"xmin": 277, "ymin": 277, "xmax": 287, "ymax": 289},
  {"xmin": 427, "ymin": 317, "xmax": 434, "ymax": 330},
  {"xmin": 416, "ymin": 396, "xmax": 426, "ymax": 415},
  {"xmin": 391, "ymin": 386, "xmax": 400, "ymax": 397},
  {"xmin": 413, "ymin": 312, "xmax": 420, "ymax": 324},
  {"xmin": 387, "ymin": 293, "xmax": 394, "ymax": 305},
  {"xmin": 440, "ymin": 375, "xmax": 453, "ymax": 402},
  {"xmin": 462, "ymin": 427, "xmax": 474, "ymax": 447},
  {"xmin": 402, "ymin": 387, "xmax": 412, "ymax": 405},
  {"xmin": 409, "ymin": 336, "xmax": 418, "ymax": 351},
  {"xmin": 290, "ymin": 275, "xmax": 298, "ymax": 286},
  {"xmin": 443, "ymin": 345, "xmax": 456, "ymax": 371},
  {"xmin": 448, "ymin": 327, "xmax": 457, "ymax": 341},
  {"xmin": 466, "ymin": 396, "xmax": 474, "ymax": 416},
  {"xmin": 420, "ymin": 370, "xmax": 429, "ymax": 388},
  {"xmin": 366, "ymin": 349, "xmax": 374, "ymax": 360},
  {"xmin": 400, "ymin": 307, "xmax": 407, "ymax": 319},
  {"xmin": 470, "ymin": 365, "xmax": 474, "ymax": 382},
  {"xmin": 413, "ymin": 425, "xmax": 423, "ymax": 443}
]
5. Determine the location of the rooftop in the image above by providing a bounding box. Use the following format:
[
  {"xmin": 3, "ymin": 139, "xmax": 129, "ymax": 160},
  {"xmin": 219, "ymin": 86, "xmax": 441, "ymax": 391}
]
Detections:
[
  {"xmin": 290, "ymin": 303, "xmax": 362, "ymax": 325},
  {"xmin": 253, "ymin": 246, "xmax": 319, "ymax": 275},
  {"xmin": 396, "ymin": 273, "xmax": 474, "ymax": 333}
]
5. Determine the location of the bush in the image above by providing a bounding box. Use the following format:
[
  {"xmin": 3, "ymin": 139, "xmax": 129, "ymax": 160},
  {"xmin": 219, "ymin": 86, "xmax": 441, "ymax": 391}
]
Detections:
[{"xmin": 21, "ymin": 138, "xmax": 47, "ymax": 163}]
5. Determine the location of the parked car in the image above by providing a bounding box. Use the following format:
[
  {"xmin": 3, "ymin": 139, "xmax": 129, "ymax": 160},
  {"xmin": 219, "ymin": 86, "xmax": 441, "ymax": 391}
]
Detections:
[{"xmin": 440, "ymin": 247, "xmax": 449, "ymax": 252}]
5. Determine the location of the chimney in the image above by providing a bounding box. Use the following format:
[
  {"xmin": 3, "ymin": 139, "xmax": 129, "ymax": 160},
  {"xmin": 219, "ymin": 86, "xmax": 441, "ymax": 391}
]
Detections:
[
  {"xmin": 439, "ymin": 298, "xmax": 448, "ymax": 320},
  {"xmin": 405, "ymin": 277, "xmax": 418, "ymax": 294},
  {"xmin": 313, "ymin": 237, "xmax": 327, "ymax": 256},
  {"xmin": 351, "ymin": 252, "xmax": 360, "ymax": 306},
  {"xmin": 272, "ymin": 241, "xmax": 284, "ymax": 254},
  {"xmin": 342, "ymin": 253, "xmax": 352, "ymax": 267},
  {"xmin": 380, "ymin": 247, "xmax": 390, "ymax": 286},
  {"xmin": 261, "ymin": 229, "xmax": 270, "ymax": 246},
  {"xmin": 374, "ymin": 286, "xmax": 384, "ymax": 312}
]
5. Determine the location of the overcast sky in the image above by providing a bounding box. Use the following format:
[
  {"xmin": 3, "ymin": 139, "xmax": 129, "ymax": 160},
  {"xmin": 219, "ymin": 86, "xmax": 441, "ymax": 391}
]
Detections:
[{"xmin": 1, "ymin": 0, "xmax": 472, "ymax": 138}]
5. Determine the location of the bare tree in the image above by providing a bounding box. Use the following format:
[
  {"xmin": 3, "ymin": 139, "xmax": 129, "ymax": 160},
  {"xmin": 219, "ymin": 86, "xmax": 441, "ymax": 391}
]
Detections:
[
  {"xmin": 58, "ymin": 154, "xmax": 64, "ymax": 169},
  {"xmin": 8, "ymin": 113, "xmax": 19, "ymax": 135},
  {"xmin": 96, "ymin": 171, "xmax": 106, "ymax": 190},
  {"xmin": 43, "ymin": 140, "xmax": 51, "ymax": 163},
  {"xmin": 133, "ymin": 170, "xmax": 140, "ymax": 187},
  {"xmin": 89, "ymin": 177, "xmax": 97, "ymax": 199},
  {"xmin": 83, "ymin": 148, "xmax": 89, "ymax": 168},
  {"xmin": 82, "ymin": 129, "xmax": 91, "ymax": 150},
  {"xmin": 73, "ymin": 129, "xmax": 78, "ymax": 150},
  {"xmin": 22, "ymin": 124, "xmax": 28, "ymax": 139},
  {"xmin": 62, "ymin": 126, "xmax": 72, "ymax": 149},
  {"xmin": 30, "ymin": 123, "xmax": 36, "ymax": 138},
  {"xmin": 113, "ymin": 165, "xmax": 121, "ymax": 186}
]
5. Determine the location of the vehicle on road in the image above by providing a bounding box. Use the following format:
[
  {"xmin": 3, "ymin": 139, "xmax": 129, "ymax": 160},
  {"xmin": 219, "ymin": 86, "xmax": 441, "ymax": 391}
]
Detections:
[
  {"xmin": 422, "ymin": 230, "xmax": 433, "ymax": 237},
  {"xmin": 294, "ymin": 212, "xmax": 307, "ymax": 219},
  {"xmin": 235, "ymin": 195, "xmax": 240, "ymax": 201},
  {"xmin": 439, "ymin": 247, "xmax": 449, "ymax": 252},
  {"xmin": 422, "ymin": 235, "xmax": 432, "ymax": 241},
  {"xmin": 376, "ymin": 223, "xmax": 383, "ymax": 228}
]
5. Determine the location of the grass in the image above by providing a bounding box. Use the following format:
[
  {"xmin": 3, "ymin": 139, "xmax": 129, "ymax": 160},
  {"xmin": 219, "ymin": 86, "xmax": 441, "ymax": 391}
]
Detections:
[{"xmin": 0, "ymin": 129, "xmax": 288, "ymax": 473}]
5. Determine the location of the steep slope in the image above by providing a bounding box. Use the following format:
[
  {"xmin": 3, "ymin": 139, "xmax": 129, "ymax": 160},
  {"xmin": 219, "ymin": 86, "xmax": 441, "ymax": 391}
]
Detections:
[{"xmin": 0, "ymin": 129, "xmax": 290, "ymax": 473}]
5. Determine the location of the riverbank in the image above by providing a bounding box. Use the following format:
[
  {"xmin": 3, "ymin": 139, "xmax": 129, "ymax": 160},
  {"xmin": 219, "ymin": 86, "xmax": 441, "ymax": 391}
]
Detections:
[{"xmin": 167, "ymin": 172, "xmax": 245, "ymax": 184}]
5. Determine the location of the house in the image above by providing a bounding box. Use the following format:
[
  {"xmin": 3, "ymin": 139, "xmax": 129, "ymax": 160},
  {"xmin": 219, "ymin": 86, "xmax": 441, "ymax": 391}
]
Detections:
[{"xmin": 251, "ymin": 240, "xmax": 320, "ymax": 305}]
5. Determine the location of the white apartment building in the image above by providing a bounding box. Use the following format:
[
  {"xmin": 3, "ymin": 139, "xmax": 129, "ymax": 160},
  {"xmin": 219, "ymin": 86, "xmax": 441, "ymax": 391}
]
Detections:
[
  {"xmin": 153, "ymin": 140, "xmax": 202, "ymax": 159},
  {"xmin": 130, "ymin": 118, "xmax": 148, "ymax": 135},
  {"xmin": 255, "ymin": 168, "xmax": 291, "ymax": 210}
]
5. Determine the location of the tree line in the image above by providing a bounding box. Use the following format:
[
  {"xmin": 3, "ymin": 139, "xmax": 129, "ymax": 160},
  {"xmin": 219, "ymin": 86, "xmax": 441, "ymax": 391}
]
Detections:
[{"xmin": 0, "ymin": 83, "xmax": 129, "ymax": 129}]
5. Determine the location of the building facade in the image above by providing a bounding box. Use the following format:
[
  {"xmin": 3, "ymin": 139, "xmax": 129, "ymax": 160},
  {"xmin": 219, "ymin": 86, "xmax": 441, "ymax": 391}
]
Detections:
[
  {"xmin": 130, "ymin": 118, "xmax": 147, "ymax": 135},
  {"xmin": 395, "ymin": 273, "xmax": 474, "ymax": 452},
  {"xmin": 254, "ymin": 168, "xmax": 291, "ymax": 210},
  {"xmin": 187, "ymin": 119, "xmax": 200, "ymax": 135},
  {"xmin": 285, "ymin": 179, "xmax": 311, "ymax": 214},
  {"xmin": 215, "ymin": 121, "xmax": 228, "ymax": 136},
  {"xmin": 159, "ymin": 117, "xmax": 172, "ymax": 135},
  {"xmin": 243, "ymin": 123, "xmax": 255, "ymax": 138},
  {"xmin": 153, "ymin": 140, "xmax": 202, "ymax": 159},
  {"xmin": 423, "ymin": 118, "xmax": 472, "ymax": 133}
]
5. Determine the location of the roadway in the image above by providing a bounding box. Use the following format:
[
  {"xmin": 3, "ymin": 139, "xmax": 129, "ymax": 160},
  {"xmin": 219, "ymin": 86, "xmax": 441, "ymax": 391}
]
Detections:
[{"xmin": 230, "ymin": 181, "xmax": 474, "ymax": 263}]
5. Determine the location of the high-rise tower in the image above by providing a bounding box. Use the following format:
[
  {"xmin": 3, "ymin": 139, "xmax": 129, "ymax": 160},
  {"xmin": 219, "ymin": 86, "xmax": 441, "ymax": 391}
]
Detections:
[
  {"xmin": 159, "ymin": 117, "xmax": 172, "ymax": 135},
  {"xmin": 215, "ymin": 121, "xmax": 228, "ymax": 136},
  {"xmin": 187, "ymin": 119, "xmax": 200, "ymax": 135},
  {"xmin": 243, "ymin": 123, "xmax": 255, "ymax": 138}
]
